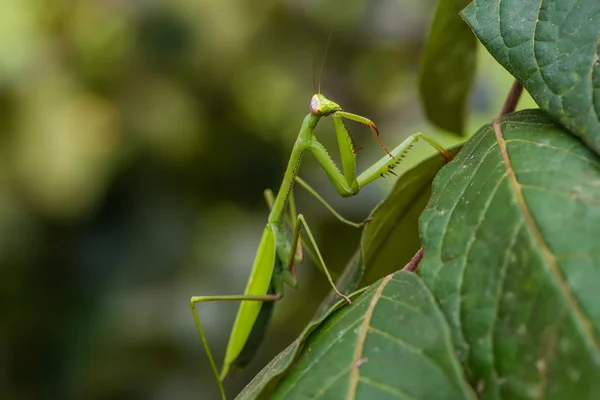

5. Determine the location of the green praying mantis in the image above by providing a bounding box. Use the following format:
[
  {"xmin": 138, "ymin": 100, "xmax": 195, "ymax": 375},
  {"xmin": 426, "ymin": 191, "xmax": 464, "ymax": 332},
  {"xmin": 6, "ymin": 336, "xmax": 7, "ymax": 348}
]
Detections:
[{"xmin": 190, "ymin": 93, "xmax": 450, "ymax": 399}]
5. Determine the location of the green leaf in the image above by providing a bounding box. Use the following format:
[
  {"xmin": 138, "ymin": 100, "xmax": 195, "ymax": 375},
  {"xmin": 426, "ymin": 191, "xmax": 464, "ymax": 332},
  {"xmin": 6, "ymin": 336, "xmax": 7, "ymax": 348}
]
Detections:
[
  {"xmin": 419, "ymin": 0, "xmax": 477, "ymax": 135},
  {"xmin": 461, "ymin": 0, "xmax": 600, "ymax": 155},
  {"xmin": 235, "ymin": 289, "xmax": 367, "ymax": 400},
  {"xmin": 270, "ymin": 271, "xmax": 476, "ymax": 399},
  {"xmin": 420, "ymin": 109, "xmax": 600, "ymax": 398}
]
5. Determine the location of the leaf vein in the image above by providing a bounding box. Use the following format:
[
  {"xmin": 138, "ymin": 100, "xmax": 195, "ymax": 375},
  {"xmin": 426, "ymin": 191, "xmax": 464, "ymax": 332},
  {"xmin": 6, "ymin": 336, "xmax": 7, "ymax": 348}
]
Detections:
[
  {"xmin": 589, "ymin": 37, "xmax": 600, "ymax": 124},
  {"xmin": 367, "ymin": 326, "xmax": 425, "ymax": 354},
  {"xmin": 531, "ymin": 0, "xmax": 562, "ymax": 96},
  {"xmin": 489, "ymin": 220, "xmax": 525, "ymax": 396},
  {"xmin": 521, "ymin": 183, "xmax": 600, "ymax": 204},
  {"xmin": 456, "ymin": 168, "xmax": 510, "ymax": 366},
  {"xmin": 358, "ymin": 376, "xmax": 418, "ymax": 399},
  {"xmin": 346, "ymin": 274, "xmax": 392, "ymax": 400},
  {"xmin": 379, "ymin": 294, "xmax": 423, "ymax": 314},
  {"xmin": 311, "ymin": 364, "xmax": 353, "ymax": 400},
  {"xmin": 431, "ymin": 129, "xmax": 499, "ymax": 290},
  {"xmin": 368, "ymin": 325, "xmax": 469, "ymax": 394},
  {"xmin": 507, "ymin": 139, "xmax": 600, "ymax": 166}
]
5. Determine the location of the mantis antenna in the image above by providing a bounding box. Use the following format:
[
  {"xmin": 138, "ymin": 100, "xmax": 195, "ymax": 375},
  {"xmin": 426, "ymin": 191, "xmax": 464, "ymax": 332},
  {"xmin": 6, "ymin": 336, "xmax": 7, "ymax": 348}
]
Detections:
[{"xmin": 318, "ymin": 26, "xmax": 334, "ymax": 94}]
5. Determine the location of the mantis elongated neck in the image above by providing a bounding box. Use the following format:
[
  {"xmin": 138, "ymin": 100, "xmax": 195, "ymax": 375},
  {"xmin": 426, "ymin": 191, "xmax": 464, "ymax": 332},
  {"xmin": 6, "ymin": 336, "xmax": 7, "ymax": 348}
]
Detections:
[{"xmin": 268, "ymin": 113, "xmax": 321, "ymax": 223}]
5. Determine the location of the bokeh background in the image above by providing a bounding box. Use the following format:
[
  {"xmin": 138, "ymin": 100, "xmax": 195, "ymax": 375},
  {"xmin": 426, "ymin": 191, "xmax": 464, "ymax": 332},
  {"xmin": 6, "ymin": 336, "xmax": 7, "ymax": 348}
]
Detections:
[{"xmin": 0, "ymin": 0, "xmax": 535, "ymax": 399}]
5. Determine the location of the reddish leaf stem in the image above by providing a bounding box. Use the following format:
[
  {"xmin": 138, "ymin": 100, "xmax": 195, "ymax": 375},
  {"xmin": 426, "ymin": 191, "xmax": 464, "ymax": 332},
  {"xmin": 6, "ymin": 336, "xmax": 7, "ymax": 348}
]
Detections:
[
  {"xmin": 402, "ymin": 247, "xmax": 424, "ymax": 273},
  {"xmin": 499, "ymin": 80, "xmax": 523, "ymax": 118}
]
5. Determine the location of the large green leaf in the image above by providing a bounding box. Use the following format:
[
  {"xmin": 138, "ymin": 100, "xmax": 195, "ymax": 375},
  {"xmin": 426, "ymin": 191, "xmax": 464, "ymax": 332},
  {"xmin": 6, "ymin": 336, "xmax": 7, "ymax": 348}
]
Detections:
[
  {"xmin": 420, "ymin": 109, "xmax": 600, "ymax": 398},
  {"xmin": 420, "ymin": 0, "xmax": 477, "ymax": 134},
  {"xmin": 270, "ymin": 271, "xmax": 476, "ymax": 399},
  {"xmin": 461, "ymin": 0, "xmax": 600, "ymax": 155}
]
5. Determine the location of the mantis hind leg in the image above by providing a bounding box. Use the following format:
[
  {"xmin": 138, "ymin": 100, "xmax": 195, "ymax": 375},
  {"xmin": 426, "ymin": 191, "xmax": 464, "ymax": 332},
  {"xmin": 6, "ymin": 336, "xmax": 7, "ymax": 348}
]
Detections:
[
  {"xmin": 286, "ymin": 213, "xmax": 351, "ymax": 304},
  {"xmin": 190, "ymin": 293, "xmax": 281, "ymax": 400}
]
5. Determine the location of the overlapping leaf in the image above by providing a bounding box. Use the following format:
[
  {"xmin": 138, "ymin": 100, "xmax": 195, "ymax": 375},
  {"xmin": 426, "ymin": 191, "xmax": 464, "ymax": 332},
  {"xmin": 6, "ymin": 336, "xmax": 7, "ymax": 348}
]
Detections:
[
  {"xmin": 420, "ymin": 109, "xmax": 600, "ymax": 398},
  {"xmin": 461, "ymin": 0, "xmax": 600, "ymax": 154},
  {"xmin": 420, "ymin": 0, "xmax": 477, "ymax": 134},
  {"xmin": 270, "ymin": 271, "xmax": 475, "ymax": 400}
]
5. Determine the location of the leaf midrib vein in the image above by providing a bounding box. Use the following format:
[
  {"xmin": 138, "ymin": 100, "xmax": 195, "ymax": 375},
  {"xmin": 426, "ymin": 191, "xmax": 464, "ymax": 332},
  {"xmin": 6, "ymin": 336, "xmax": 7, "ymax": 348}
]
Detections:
[{"xmin": 346, "ymin": 274, "xmax": 392, "ymax": 400}]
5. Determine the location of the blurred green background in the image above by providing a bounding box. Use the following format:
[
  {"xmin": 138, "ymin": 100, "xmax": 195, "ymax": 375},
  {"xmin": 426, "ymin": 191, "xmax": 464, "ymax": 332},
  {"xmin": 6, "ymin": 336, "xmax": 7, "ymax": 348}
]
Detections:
[{"xmin": 0, "ymin": 0, "xmax": 535, "ymax": 399}]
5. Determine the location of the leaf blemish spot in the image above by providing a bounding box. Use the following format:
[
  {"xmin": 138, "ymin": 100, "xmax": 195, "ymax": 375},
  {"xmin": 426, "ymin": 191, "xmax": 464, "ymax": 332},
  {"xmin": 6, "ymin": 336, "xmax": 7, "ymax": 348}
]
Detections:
[{"xmin": 355, "ymin": 357, "xmax": 368, "ymax": 367}]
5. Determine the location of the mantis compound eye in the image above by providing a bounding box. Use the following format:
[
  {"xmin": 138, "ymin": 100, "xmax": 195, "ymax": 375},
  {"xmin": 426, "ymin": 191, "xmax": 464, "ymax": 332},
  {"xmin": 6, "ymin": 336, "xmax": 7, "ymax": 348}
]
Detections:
[{"xmin": 309, "ymin": 95, "xmax": 320, "ymax": 115}]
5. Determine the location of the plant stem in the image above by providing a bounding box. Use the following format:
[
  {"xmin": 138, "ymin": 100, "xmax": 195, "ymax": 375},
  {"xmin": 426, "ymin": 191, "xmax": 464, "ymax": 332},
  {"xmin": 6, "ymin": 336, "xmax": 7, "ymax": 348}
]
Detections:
[
  {"xmin": 402, "ymin": 247, "xmax": 424, "ymax": 273},
  {"xmin": 498, "ymin": 80, "xmax": 523, "ymax": 118}
]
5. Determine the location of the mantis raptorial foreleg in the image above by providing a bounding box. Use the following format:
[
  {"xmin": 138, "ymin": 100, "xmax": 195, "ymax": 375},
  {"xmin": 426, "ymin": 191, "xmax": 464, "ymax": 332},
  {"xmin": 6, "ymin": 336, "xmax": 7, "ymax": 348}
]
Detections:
[{"xmin": 311, "ymin": 120, "xmax": 451, "ymax": 197}]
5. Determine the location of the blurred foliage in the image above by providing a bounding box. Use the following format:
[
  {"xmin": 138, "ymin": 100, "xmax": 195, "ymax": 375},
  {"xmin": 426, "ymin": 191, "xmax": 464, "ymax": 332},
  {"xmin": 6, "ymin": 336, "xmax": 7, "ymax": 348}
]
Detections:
[{"xmin": 0, "ymin": 0, "xmax": 536, "ymax": 399}]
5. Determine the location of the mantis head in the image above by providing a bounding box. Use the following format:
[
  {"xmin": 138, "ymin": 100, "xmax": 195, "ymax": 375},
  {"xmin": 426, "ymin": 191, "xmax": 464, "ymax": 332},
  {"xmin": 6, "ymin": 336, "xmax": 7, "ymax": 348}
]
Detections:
[{"xmin": 309, "ymin": 94, "xmax": 342, "ymax": 117}]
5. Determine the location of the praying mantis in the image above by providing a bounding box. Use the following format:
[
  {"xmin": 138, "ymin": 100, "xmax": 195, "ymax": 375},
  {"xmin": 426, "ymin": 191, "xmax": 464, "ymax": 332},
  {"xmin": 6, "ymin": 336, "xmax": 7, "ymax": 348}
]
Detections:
[{"xmin": 190, "ymin": 93, "xmax": 450, "ymax": 399}]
